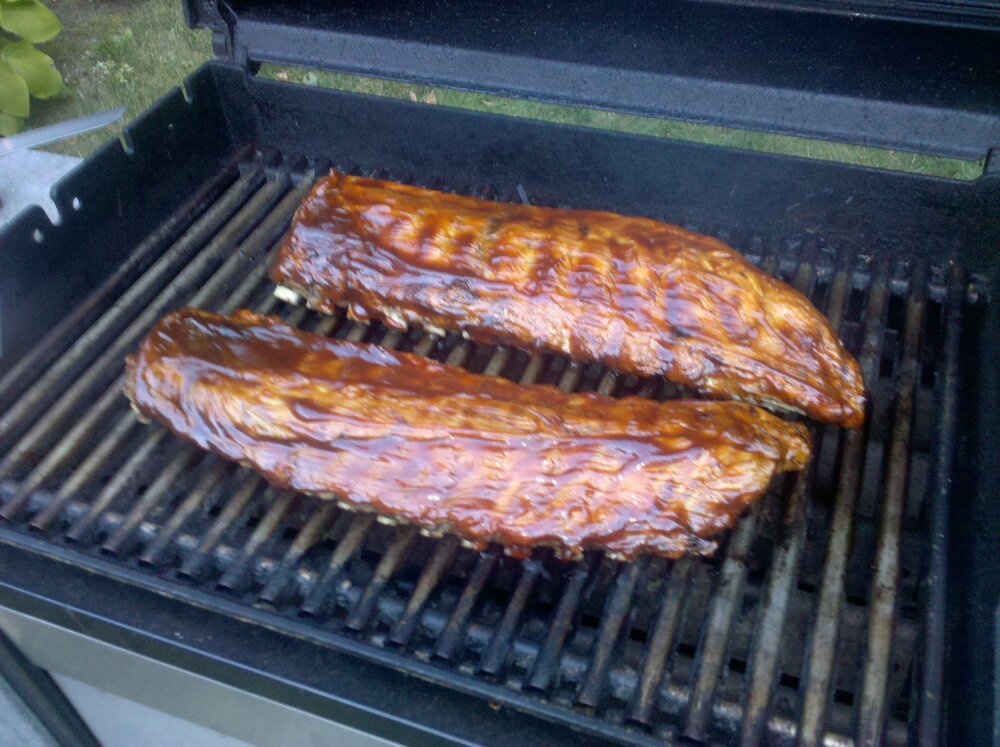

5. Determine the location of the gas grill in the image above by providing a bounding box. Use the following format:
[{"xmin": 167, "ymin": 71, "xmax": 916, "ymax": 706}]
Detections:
[{"xmin": 0, "ymin": 2, "xmax": 998, "ymax": 745}]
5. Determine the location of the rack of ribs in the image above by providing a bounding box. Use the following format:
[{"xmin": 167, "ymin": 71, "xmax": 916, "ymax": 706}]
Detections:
[
  {"xmin": 124, "ymin": 308, "xmax": 810, "ymax": 560},
  {"xmin": 270, "ymin": 172, "xmax": 864, "ymax": 427}
]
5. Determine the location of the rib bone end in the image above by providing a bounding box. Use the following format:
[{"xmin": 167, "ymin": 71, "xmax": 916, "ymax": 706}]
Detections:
[{"xmin": 274, "ymin": 285, "xmax": 305, "ymax": 306}]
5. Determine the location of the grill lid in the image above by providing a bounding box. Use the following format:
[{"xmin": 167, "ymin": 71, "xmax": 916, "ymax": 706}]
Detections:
[{"xmin": 184, "ymin": 0, "xmax": 1000, "ymax": 160}]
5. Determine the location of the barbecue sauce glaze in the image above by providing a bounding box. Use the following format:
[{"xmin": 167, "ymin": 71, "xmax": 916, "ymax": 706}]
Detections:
[
  {"xmin": 125, "ymin": 309, "xmax": 810, "ymax": 560},
  {"xmin": 271, "ymin": 172, "xmax": 864, "ymax": 427}
]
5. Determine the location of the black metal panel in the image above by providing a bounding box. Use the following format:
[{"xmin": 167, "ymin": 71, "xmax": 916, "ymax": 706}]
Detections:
[
  {"xmin": 0, "ymin": 65, "xmax": 249, "ymax": 367},
  {"xmin": 947, "ymin": 267, "xmax": 1000, "ymax": 747},
  {"xmin": 184, "ymin": 0, "xmax": 1000, "ymax": 159}
]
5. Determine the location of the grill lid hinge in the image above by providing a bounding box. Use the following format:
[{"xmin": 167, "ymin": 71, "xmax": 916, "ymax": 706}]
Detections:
[
  {"xmin": 187, "ymin": 0, "xmax": 256, "ymax": 72},
  {"xmin": 983, "ymin": 147, "xmax": 1000, "ymax": 178},
  {"xmin": 214, "ymin": 31, "xmax": 257, "ymax": 74},
  {"xmin": 210, "ymin": 29, "xmax": 230, "ymax": 60}
]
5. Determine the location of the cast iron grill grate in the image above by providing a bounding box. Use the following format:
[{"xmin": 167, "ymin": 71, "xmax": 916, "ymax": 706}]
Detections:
[{"xmin": 0, "ymin": 154, "xmax": 968, "ymax": 746}]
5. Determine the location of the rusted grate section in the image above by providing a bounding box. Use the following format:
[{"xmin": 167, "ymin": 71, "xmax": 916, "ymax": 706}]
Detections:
[{"xmin": 0, "ymin": 159, "xmax": 967, "ymax": 746}]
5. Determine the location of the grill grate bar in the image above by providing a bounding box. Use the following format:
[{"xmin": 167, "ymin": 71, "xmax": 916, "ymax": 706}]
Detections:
[
  {"xmin": 577, "ymin": 558, "xmax": 647, "ymax": 708},
  {"xmin": 527, "ymin": 554, "xmax": 597, "ymax": 692},
  {"xmin": 259, "ymin": 502, "xmax": 338, "ymax": 606},
  {"xmin": 410, "ymin": 334, "xmax": 439, "ymax": 357},
  {"xmin": 797, "ymin": 260, "xmax": 891, "ymax": 747},
  {"xmin": 480, "ymin": 550, "xmax": 547, "ymax": 677},
  {"xmin": 217, "ymin": 489, "xmax": 298, "ymax": 591},
  {"xmin": 101, "ymin": 445, "xmax": 202, "ymax": 557},
  {"xmin": 595, "ymin": 370, "xmax": 618, "ymax": 397},
  {"xmin": 343, "ymin": 322, "xmax": 370, "ymax": 343},
  {"xmin": 0, "ymin": 174, "xmax": 288, "ymax": 479},
  {"xmin": 857, "ymin": 257, "xmax": 928, "ymax": 745},
  {"xmin": 51, "ymin": 406, "xmax": 143, "ymax": 504},
  {"xmin": 741, "ymin": 457, "xmax": 815, "ymax": 742},
  {"xmin": 0, "ymin": 158, "xmax": 246, "ymax": 412},
  {"xmin": 217, "ymin": 249, "xmax": 284, "ymax": 317},
  {"xmin": 1, "ymin": 379, "xmax": 132, "ymax": 522},
  {"xmin": 481, "ymin": 347, "xmax": 510, "ymax": 377},
  {"xmin": 300, "ymin": 513, "xmax": 377, "ymax": 617},
  {"xmin": 443, "ymin": 340, "xmax": 472, "ymax": 368},
  {"xmin": 310, "ymin": 313, "xmax": 345, "ymax": 339},
  {"xmin": 389, "ymin": 535, "xmax": 460, "ymax": 647},
  {"xmin": 62, "ymin": 429, "xmax": 170, "ymax": 542},
  {"xmin": 518, "ymin": 354, "xmax": 546, "ymax": 386},
  {"xmin": 149, "ymin": 460, "xmax": 230, "ymax": 550},
  {"xmin": 683, "ymin": 251, "xmax": 809, "ymax": 740},
  {"xmin": 346, "ymin": 525, "xmax": 419, "ymax": 631},
  {"xmin": 555, "ymin": 363, "xmax": 583, "ymax": 393},
  {"xmin": 434, "ymin": 550, "xmax": 500, "ymax": 661},
  {"xmin": 379, "ymin": 329, "xmax": 406, "ymax": 350},
  {"xmin": 628, "ymin": 558, "xmax": 694, "ymax": 724},
  {"xmin": 180, "ymin": 473, "xmax": 265, "ymax": 581},
  {"xmin": 132, "ymin": 458, "xmax": 232, "ymax": 563},
  {"xmin": 917, "ymin": 264, "xmax": 963, "ymax": 746},
  {"xmin": 139, "ymin": 452, "xmax": 237, "ymax": 566},
  {"xmin": 0, "ymin": 166, "xmax": 266, "ymax": 453},
  {"xmin": 738, "ymin": 251, "xmax": 853, "ymax": 745}
]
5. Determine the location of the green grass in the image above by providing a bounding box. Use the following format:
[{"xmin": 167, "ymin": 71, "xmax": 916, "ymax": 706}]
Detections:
[
  {"xmin": 31, "ymin": 0, "xmax": 211, "ymax": 157},
  {"xmin": 29, "ymin": 1, "xmax": 983, "ymax": 179}
]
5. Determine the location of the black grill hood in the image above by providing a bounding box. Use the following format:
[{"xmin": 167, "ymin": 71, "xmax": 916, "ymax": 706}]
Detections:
[{"xmin": 184, "ymin": 0, "xmax": 1000, "ymax": 160}]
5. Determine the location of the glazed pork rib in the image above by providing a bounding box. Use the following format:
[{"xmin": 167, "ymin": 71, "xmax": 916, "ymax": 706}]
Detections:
[
  {"xmin": 270, "ymin": 172, "xmax": 864, "ymax": 427},
  {"xmin": 124, "ymin": 308, "xmax": 810, "ymax": 560}
]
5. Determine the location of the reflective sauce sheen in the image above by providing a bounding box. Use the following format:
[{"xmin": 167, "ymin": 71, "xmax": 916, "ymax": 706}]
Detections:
[
  {"xmin": 125, "ymin": 309, "xmax": 810, "ymax": 560},
  {"xmin": 270, "ymin": 172, "xmax": 865, "ymax": 427}
]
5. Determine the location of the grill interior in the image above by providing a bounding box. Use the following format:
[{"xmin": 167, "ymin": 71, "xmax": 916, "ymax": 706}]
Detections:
[{"xmin": 0, "ymin": 150, "xmax": 971, "ymax": 745}]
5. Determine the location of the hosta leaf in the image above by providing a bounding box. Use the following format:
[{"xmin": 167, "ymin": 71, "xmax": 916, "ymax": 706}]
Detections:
[
  {"xmin": 0, "ymin": 0, "xmax": 61, "ymax": 43},
  {"xmin": 0, "ymin": 111, "xmax": 24, "ymax": 135},
  {"xmin": 0, "ymin": 58, "xmax": 29, "ymax": 117},
  {"xmin": 2, "ymin": 39, "xmax": 61, "ymax": 97}
]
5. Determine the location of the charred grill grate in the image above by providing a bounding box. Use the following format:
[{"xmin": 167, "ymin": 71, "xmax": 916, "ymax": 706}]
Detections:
[{"xmin": 0, "ymin": 157, "xmax": 969, "ymax": 745}]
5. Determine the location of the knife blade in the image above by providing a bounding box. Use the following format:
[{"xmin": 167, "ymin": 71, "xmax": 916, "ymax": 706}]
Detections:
[{"xmin": 0, "ymin": 106, "xmax": 127, "ymax": 157}]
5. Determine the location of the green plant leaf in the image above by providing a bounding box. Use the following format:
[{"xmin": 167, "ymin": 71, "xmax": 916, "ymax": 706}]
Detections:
[
  {"xmin": 0, "ymin": 0, "xmax": 61, "ymax": 43},
  {"xmin": 0, "ymin": 58, "xmax": 29, "ymax": 117},
  {"xmin": 0, "ymin": 111, "xmax": 23, "ymax": 135},
  {"xmin": 2, "ymin": 39, "xmax": 61, "ymax": 97}
]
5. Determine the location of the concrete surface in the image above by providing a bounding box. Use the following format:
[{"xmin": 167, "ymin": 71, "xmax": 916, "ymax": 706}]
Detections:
[
  {"xmin": 55, "ymin": 676, "xmax": 257, "ymax": 747},
  {"xmin": 0, "ymin": 149, "xmax": 82, "ymax": 227},
  {"xmin": 0, "ymin": 675, "xmax": 58, "ymax": 747}
]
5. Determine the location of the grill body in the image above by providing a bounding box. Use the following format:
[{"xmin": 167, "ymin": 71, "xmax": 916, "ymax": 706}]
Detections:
[{"xmin": 0, "ymin": 62, "xmax": 997, "ymax": 745}]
